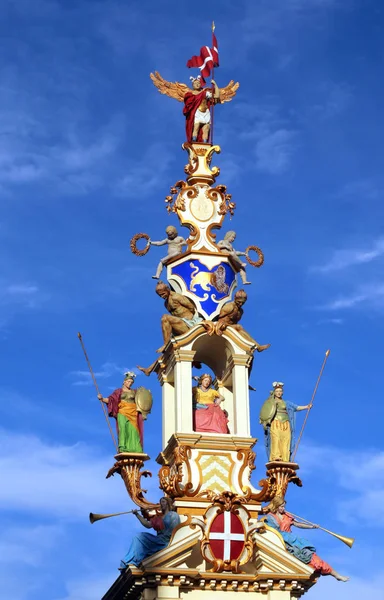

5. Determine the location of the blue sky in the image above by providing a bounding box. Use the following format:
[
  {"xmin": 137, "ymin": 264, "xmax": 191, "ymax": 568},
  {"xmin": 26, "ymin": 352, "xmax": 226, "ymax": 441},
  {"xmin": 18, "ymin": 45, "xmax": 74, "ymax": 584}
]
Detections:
[{"xmin": 1, "ymin": 0, "xmax": 384, "ymax": 598}]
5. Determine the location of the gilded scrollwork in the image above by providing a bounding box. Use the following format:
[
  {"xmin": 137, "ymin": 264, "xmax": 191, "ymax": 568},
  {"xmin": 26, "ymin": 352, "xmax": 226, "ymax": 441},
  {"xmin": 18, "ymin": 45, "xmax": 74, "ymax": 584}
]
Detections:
[
  {"xmin": 165, "ymin": 180, "xmax": 188, "ymax": 213},
  {"xmin": 204, "ymin": 490, "xmax": 248, "ymax": 511},
  {"xmin": 237, "ymin": 448, "xmax": 256, "ymax": 496},
  {"xmin": 106, "ymin": 456, "xmax": 159, "ymax": 510},
  {"xmin": 182, "ymin": 142, "xmax": 221, "ymax": 180},
  {"xmin": 158, "ymin": 444, "xmax": 202, "ymax": 498},
  {"xmin": 206, "ymin": 184, "xmax": 236, "ymax": 218},
  {"xmin": 253, "ymin": 462, "xmax": 303, "ymax": 502}
]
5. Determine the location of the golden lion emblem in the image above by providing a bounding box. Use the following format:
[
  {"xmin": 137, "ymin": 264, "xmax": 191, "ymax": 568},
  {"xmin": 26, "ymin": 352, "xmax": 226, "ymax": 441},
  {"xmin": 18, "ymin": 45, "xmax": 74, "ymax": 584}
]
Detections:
[{"xmin": 189, "ymin": 263, "xmax": 229, "ymax": 294}]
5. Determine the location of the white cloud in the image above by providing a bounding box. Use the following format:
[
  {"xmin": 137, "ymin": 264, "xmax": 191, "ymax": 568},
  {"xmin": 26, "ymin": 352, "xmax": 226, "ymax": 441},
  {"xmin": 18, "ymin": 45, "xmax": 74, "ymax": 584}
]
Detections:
[
  {"xmin": 313, "ymin": 238, "xmax": 384, "ymax": 273},
  {"xmin": 52, "ymin": 134, "xmax": 119, "ymax": 172},
  {"xmin": 0, "ymin": 52, "xmax": 126, "ymax": 195},
  {"xmin": 239, "ymin": 0, "xmax": 345, "ymax": 49},
  {"xmin": 312, "ymin": 81, "xmax": 353, "ymax": 120},
  {"xmin": 317, "ymin": 317, "xmax": 343, "ymax": 325},
  {"xmin": 0, "ymin": 281, "xmax": 48, "ymax": 311},
  {"xmin": 336, "ymin": 179, "xmax": 381, "ymax": 201},
  {"xmin": 299, "ymin": 443, "xmax": 384, "ymax": 526},
  {"xmin": 320, "ymin": 293, "xmax": 368, "ymax": 310},
  {"xmin": 0, "ymin": 429, "xmax": 133, "ymax": 518},
  {"xmin": 230, "ymin": 101, "xmax": 297, "ymax": 174},
  {"xmin": 319, "ymin": 284, "xmax": 384, "ymax": 311},
  {"xmin": 5, "ymin": 284, "xmax": 39, "ymax": 295},
  {"xmin": 116, "ymin": 142, "xmax": 174, "ymax": 197},
  {"xmin": 255, "ymin": 128, "xmax": 296, "ymax": 174},
  {"xmin": 70, "ymin": 361, "xmax": 137, "ymax": 386},
  {"xmin": 0, "ymin": 524, "xmax": 64, "ymax": 567}
]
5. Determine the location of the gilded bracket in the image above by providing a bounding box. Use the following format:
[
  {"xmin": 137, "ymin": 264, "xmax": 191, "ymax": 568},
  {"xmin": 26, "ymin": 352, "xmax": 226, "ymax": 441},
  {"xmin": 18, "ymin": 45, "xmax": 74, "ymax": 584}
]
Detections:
[
  {"xmin": 260, "ymin": 461, "xmax": 303, "ymax": 501},
  {"xmin": 106, "ymin": 453, "xmax": 160, "ymax": 511},
  {"xmin": 158, "ymin": 444, "xmax": 201, "ymax": 498}
]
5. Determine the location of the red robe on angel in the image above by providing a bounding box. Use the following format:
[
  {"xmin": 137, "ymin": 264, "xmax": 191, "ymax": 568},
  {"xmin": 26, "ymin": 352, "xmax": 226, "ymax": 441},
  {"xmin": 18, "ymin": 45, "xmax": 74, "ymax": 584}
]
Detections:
[{"xmin": 183, "ymin": 89, "xmax": 214, "ymax": 143}]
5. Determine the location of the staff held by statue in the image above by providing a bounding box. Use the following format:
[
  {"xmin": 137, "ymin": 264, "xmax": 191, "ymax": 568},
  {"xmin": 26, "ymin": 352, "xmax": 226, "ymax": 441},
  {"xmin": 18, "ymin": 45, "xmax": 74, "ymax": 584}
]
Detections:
[
  {"xmin": 77, "ymin": 332, "xmax": 118, "ymax": 451},
  {"xmin": 291, "ymin": 349, "xmax": 331, "ymax": 461}
]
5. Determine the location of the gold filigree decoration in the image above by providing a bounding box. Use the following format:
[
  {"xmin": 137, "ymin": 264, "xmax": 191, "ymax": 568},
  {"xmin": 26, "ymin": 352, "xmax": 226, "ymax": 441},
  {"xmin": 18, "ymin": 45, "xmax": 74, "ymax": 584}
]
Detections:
[
  {"xmin": 253, "ymin": 461, "xmax": 302, "ymax": 502},
  {"xmin": 165, "ymin": 180, "xmax": 188, "ymax": 213},
  {"xmin": 207, "ymin": 184, "xmax": 236, "ymax": 217},
  {"xmin": 159, "ymin": 445, "xmax": 202, "ymax": 498},
  {"xmin": 194, "ymin": 147, "xmax": 209, "ymax": 156},
  {"xmin": 130, "ymin": 232, "xmax": 150, "ymax": 257},
  {"xmin": 106, "ymin": 455, "xmax": 159, "ymax": 510},
  {"xmin": 182, "ymin": 143, "xmax": 221, "ymax": 179},
  {"xmin": 237, "ymin": 449, "xmax": 256, "ymax": 496},
  {"xmin": 250, "ymin": 478, "xmax": 275, "ymax": 502},
  {"xmin": 204, "ymin": 490, "xmax": 248, "ymax": 510},
  {"xmin": 246, "ymin": 245, "xmax": 264, "ymax": 268}
]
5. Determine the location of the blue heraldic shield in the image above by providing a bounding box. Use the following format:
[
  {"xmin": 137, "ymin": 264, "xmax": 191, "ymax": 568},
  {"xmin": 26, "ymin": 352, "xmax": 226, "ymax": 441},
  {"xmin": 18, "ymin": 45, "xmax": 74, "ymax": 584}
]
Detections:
[{"xmin": 168, "ymin": 257, "xmax": 237, "ymax": 320}]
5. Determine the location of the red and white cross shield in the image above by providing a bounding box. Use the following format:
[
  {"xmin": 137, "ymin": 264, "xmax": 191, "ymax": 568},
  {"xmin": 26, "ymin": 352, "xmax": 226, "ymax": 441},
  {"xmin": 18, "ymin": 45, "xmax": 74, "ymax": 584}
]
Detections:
[{"xmin": 209, "ymin": 511, "xmax": 245, "ymax": 562}]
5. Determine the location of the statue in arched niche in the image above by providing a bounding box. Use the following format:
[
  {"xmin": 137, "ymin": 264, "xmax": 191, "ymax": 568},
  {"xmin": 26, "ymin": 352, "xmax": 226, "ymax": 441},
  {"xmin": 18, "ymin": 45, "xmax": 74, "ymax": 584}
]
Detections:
[{"xmin": 192, "ymin": 373, "xmax": 229, "ymax": 434}]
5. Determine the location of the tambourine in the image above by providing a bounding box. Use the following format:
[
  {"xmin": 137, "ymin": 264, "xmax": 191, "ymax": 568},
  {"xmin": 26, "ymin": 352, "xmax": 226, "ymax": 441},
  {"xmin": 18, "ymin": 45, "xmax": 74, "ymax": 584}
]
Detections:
[
  {"xmin": 130, "ymin": 232, "xmax": 150, "ymax": 257},
  {"xmin": 245, "ymin": 245, "xmax": 264, "ymax": 268}
]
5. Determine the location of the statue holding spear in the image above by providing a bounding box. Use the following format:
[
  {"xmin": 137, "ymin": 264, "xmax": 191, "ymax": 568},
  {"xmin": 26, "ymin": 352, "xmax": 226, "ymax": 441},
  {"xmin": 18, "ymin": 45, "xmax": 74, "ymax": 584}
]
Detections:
[
  {"xmin": 77, "ymin": 333, "xmax": 153, "ymax": 454},
  {"xmin": 259, "ymin": 350, "xmax": 330, "ymax": 463}
]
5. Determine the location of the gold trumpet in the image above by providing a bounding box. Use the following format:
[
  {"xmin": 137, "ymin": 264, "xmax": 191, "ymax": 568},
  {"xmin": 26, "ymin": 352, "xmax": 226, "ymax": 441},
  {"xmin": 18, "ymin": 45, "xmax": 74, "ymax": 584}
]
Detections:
[
  {"xmin": 89, "ymin": 510, "xmax": 135, "ymax": 524},
  {"xmin": 288, "ymin": 511, "xmax": 354, "ymax": 548}
]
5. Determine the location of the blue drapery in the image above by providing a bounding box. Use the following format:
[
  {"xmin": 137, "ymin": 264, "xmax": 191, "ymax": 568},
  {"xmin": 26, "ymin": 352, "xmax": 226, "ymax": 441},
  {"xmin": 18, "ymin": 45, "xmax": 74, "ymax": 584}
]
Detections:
[
  {"xmin": 265, "ymin": 514, "xmax": 316, "ymax": 564},
  {"xmin": 120, "ymin": 511, "xmax": 180, "ymax": 568}
]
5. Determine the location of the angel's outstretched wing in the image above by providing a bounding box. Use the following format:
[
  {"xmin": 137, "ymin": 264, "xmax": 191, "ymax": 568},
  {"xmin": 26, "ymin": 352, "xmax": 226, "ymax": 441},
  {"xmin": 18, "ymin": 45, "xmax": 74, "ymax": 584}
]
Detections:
[
  {"xmin": 220, "ymin": 80, "xmax": 240, "ymax": 103},
  {"xmin": 150, "ymin": 71, "xmax": 189, "ymax": 102}
]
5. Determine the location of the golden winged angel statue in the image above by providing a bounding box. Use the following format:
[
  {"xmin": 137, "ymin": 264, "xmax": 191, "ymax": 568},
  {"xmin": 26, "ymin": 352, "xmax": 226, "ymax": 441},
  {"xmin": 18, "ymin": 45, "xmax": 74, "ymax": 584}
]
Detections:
[{"xmin": 150, "ymin": 71, "xmax": 239, "ymax": 143}]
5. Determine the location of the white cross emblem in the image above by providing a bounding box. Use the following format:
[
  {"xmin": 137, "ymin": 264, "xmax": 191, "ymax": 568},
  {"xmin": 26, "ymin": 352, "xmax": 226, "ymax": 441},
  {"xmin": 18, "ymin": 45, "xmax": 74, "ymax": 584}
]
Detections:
[{"xmin": 210, "ymin": 511, "xmax": 244, "ymax": 560}]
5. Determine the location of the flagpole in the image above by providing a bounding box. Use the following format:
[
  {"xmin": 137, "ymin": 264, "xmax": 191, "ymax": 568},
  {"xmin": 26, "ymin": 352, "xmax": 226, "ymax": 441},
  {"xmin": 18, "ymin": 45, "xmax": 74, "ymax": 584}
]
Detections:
[{"xmin": 210, "ymin": 21, "xmax": 215, "ymax": 145}]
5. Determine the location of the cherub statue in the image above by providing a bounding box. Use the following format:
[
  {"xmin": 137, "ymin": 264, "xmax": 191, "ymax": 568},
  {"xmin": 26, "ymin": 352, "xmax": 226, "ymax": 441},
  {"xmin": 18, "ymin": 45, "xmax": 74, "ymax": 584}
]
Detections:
[
  {"xmin": 150, "ymin": 225, "xmax": 187, "ymax": 279},
  {"xmin": 217, "ymin": 231, "xmax": 250, "ymax": 285},
  {"xmin": 215, "ymin": 290, "xmax": 270, "ymax": 353},
  {"xmin": 150, "ymin": 71, "xmax": 239, "ymax": 143}
]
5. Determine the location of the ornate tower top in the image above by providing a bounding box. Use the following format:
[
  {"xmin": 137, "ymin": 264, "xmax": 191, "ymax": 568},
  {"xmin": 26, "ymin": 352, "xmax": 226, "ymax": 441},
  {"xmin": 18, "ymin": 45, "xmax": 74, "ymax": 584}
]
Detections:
[{"xmin": 87, "ymin": 26, "xmax": 352, "ymax": 600}]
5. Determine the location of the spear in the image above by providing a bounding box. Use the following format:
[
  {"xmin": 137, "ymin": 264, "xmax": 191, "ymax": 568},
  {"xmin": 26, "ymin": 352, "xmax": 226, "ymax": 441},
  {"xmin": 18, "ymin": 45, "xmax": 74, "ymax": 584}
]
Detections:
[
  {"xmin": 77, "ymin": 332, "xmax": 118, "ymax": 451},
  {"xmin": 291, "ymin": 349, "xmax": 330, "ymax": 461}
]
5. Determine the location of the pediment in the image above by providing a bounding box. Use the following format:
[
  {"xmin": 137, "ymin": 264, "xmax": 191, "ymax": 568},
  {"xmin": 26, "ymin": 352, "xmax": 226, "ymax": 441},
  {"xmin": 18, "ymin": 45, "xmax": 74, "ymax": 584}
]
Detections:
[{"xmin": 140, "ymin": 519, "xmax": 315, "ymax": 579}]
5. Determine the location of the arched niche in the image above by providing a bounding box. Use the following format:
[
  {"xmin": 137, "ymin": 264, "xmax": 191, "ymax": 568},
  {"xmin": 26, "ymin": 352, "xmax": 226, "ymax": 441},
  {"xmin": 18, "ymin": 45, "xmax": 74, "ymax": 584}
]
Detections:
[{"xmin": 191, "ymin": 332, "xmax": 236, "ymax": 381}]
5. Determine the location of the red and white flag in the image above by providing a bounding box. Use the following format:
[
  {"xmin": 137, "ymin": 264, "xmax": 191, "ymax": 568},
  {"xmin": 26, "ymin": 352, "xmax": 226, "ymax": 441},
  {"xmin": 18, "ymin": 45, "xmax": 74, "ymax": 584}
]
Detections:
[{"xmin": 186, "ymin": 32, "xmax": 219, "ymax": 84}]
